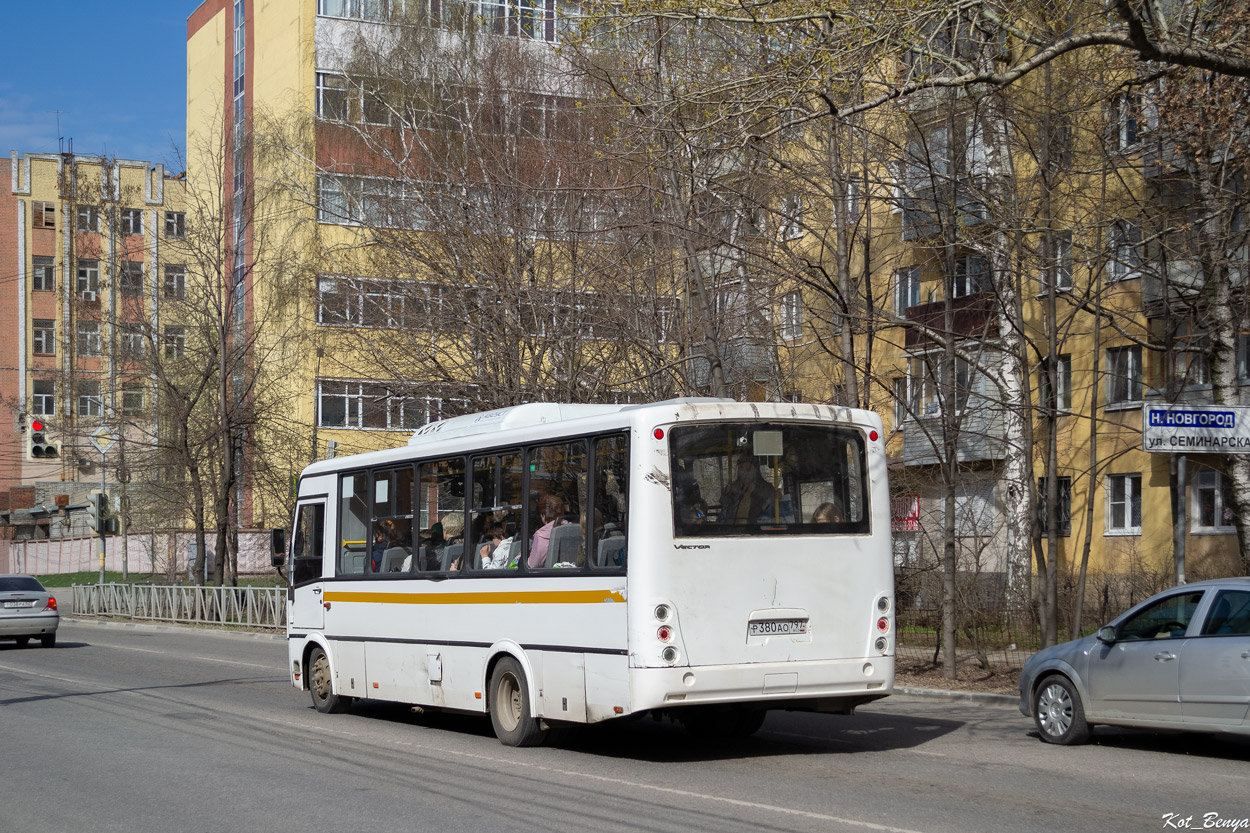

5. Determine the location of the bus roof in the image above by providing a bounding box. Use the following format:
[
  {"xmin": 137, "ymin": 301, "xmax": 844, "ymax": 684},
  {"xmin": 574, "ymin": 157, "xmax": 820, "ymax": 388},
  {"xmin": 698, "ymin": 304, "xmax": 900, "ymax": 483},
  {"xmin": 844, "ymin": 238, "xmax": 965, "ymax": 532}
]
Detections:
[{"xmin": 406, "ymin": 398, "xmax": 733, "ymax": 448}]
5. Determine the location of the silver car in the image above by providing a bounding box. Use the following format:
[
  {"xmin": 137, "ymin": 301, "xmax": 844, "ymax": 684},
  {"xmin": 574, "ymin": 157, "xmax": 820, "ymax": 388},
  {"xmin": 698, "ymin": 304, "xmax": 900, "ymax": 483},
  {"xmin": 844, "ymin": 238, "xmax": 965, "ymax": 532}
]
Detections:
[
  {"xmin": 1020, "ymin": 577, "xmax": 1250, "ymax": 744},
  {"xmin": 0, "ymin": 575, "xmax": 59, "ymax": 648}
]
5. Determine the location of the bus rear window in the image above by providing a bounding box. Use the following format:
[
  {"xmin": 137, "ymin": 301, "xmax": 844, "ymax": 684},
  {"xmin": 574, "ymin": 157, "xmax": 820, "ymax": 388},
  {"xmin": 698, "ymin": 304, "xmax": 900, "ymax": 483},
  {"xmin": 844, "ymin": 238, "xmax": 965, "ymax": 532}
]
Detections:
[{"xmin": 670, "ymin": 423, "xmax": 868, "ymax": 537}]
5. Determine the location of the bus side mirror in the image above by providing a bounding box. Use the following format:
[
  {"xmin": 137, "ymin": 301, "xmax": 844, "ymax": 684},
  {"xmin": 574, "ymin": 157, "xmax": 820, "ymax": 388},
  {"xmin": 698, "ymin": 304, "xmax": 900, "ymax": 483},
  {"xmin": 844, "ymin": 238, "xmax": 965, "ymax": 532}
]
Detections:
[{"xmin": 270, "ymin": 528, "xmax": 286, "ymax": 568}]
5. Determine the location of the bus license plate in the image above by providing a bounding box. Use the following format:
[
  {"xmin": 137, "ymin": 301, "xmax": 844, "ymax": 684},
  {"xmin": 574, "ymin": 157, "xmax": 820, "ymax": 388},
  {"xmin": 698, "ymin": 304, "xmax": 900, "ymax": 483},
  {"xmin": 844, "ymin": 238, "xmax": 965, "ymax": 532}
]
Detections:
[{"xmin": 748, "ymin": 619, "xmax": 807, "ymax": 637}]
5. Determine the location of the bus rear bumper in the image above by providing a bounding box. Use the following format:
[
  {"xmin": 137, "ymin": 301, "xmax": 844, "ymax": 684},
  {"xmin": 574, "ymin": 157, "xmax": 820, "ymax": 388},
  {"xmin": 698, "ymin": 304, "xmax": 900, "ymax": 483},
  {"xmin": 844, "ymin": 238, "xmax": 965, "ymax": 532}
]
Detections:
[{"xmin": 631, "ymin": 656, "xmax": 893, "ymax": 714}]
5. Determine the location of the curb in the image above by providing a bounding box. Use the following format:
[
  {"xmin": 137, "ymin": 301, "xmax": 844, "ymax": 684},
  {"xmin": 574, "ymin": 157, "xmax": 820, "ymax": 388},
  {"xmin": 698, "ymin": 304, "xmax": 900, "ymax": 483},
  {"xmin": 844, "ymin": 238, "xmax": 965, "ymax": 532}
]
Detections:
[{"xmin": 894, "ymin": 685, "xmax": 1018, "ymax": 706}]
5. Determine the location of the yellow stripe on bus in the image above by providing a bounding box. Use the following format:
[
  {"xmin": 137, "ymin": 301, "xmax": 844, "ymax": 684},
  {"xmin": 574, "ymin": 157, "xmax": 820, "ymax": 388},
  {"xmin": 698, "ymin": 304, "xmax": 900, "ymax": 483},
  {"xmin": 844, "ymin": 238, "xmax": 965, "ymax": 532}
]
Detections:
[{"xmin": 323, "ymin": 589, "xmax": 626, "ymax": 605}]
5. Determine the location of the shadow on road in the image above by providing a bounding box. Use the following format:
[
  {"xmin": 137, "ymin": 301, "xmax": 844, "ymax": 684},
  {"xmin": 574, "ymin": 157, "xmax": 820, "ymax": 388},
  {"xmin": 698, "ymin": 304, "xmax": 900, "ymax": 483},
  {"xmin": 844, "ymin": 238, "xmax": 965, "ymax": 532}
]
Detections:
[
  {"xmin": 343, "ymin": 699, "xmax": 964, "ymax": 762},
  {"xmin": 1025, "ymin": 726, "xmax": 1250, "ymax": 759}
]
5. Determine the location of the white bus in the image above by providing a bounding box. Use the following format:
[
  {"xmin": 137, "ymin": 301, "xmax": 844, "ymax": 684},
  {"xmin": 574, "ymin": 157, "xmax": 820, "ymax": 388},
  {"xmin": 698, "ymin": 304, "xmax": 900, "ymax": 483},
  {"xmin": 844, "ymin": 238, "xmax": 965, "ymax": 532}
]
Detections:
[{"xmin": 275, "ymin": 399, "xmax": 894, "ymax": 745}]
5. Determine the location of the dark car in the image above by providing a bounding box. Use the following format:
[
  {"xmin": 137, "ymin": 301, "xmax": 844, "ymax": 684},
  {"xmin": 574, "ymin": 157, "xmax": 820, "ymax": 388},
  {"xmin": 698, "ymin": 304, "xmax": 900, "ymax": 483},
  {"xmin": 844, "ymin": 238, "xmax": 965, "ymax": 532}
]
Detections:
[
  {"xmin": 0, "ymin": 575, "xmax": 59, "ymax": 648},
  {"xmin": 1020, "ymin": 577, "xmax": 1250, "ymax": 744}
]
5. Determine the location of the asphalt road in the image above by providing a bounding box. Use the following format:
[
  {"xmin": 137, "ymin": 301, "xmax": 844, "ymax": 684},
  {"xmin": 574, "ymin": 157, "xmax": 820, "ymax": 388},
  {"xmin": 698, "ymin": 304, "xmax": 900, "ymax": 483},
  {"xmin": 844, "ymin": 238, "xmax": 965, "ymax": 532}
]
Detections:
[{"xmin": 2, "ymin": 619, "xmax": 1248, "ymax": 833}]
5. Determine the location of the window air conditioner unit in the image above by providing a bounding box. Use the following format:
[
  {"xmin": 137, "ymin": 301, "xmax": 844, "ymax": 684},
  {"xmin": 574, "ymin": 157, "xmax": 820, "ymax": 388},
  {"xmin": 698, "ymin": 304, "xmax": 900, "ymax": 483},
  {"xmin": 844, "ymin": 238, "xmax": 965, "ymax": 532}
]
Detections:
[{"xmin": 81, "ymin": 291, "xmax": 97, "ymax": 302}]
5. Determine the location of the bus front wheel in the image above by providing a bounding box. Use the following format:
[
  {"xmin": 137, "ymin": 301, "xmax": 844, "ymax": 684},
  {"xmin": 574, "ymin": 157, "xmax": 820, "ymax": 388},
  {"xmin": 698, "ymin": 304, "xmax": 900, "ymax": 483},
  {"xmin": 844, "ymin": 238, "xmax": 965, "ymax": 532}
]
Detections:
[
  {"xmin": 488, "ymin": 656, "xmax": 547, "ymax": 747},
  {"xmin": 309, "ymin": 645, "xmax": 349, "ymax": 714}
]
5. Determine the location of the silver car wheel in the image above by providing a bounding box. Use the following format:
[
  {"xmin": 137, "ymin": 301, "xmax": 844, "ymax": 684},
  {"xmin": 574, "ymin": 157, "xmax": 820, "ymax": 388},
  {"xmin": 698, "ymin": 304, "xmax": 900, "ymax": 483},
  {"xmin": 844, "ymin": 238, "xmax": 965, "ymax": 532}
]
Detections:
[{"xmin": 1037, "ymin": 682, "xmax": 1073, "ymax": 737}]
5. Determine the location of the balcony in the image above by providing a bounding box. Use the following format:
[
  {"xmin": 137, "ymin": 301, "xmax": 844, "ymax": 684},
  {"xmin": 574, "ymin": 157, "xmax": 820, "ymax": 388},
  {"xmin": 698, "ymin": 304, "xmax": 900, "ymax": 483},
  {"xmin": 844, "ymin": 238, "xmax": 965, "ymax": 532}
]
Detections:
[
  {"xmin": 901, "ymin": 396, "xmax": 1008, "ymax": 466},
  {"xmin": 901, "ymin": 184, "xmax": 988, "ymax": 242},
  {"xmin": 903, "ymin": 293, "xmax": 999, "ymax": 349}
]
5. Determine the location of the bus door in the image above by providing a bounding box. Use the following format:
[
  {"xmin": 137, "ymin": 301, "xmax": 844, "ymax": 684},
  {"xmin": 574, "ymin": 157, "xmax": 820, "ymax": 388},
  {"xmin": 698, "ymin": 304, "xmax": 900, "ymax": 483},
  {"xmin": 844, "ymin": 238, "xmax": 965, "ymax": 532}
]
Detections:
[{"xmin": 289, "ymin": 500, "xmax": 327, "ymax": 630}]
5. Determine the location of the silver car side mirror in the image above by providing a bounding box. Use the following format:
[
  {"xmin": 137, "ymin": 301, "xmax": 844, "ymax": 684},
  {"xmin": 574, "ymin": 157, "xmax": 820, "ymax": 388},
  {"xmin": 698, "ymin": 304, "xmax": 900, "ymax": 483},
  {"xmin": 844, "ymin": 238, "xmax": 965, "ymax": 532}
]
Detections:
[{"xmin": 1096, "ymin": 625, "xmax": 1117, "ymax": 644}]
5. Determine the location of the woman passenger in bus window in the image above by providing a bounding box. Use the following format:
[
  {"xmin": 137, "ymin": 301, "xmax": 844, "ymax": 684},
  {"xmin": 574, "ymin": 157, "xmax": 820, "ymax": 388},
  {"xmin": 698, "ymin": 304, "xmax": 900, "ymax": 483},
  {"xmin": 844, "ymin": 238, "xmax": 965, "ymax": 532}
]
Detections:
[
  {"xmin": 811, "ymin": 501, "xmax": 844, "ymax": 524},
  {"xmin": 528, "ymin": 494, "xmax": 570, "ymax": 567}
]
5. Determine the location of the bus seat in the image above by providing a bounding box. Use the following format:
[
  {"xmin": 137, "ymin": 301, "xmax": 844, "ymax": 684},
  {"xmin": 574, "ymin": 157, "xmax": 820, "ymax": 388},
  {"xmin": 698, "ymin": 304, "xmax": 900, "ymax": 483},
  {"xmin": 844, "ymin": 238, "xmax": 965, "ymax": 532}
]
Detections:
[
  {"xmin": 441, "ymin": 542, "xmax": 463, "ymax": 571},
  {"xmin": 597, "ymin": 536, "xmax": 625, "ymax": 568},
  {"xmin": 341, "ymin": 543, "xmax": 367, "ymax": 576},
  {"xmin": 382, "ymin": 547, "xmax": 409, "ymax": 573},
  {"xmin": 547, "ymin": 523, "xmax": 581, "ymax": 567}
]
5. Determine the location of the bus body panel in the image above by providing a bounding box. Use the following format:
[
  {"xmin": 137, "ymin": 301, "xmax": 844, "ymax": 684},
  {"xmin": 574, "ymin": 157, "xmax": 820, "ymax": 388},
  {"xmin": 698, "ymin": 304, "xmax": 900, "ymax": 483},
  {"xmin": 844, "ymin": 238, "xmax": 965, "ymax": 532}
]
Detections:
[{"xmin": 283, "ymin": 400, "xmax": 893, "ymax": 730}]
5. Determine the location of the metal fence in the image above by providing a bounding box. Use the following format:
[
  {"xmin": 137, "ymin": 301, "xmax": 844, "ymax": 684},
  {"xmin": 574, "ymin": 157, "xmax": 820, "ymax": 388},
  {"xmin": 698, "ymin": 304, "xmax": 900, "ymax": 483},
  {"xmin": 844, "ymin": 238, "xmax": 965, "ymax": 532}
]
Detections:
[{"xmin": 71, "ymin": 583, "xmax": 286, "ymax": 629}]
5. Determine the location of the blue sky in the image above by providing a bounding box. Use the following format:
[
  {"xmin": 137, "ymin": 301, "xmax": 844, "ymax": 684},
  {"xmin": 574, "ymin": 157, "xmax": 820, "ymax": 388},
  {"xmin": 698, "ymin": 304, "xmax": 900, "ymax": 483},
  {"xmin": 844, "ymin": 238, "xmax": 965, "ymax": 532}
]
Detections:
[{"xmin": 1, "ymin": 4, "xmax": 192, "ymax": 169}]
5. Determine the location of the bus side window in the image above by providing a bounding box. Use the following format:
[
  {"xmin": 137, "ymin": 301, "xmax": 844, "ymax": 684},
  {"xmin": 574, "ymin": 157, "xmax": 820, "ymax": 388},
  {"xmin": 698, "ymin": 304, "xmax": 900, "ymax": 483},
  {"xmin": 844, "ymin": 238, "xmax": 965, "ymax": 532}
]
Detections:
[
  {"xmin": 526, "ymin": 440, "xmax": 587, "ymax": 570},
  {"xmin": 292, "ymin": 503, "xmax": 325, "ymax": 585},
  {"xmin": 590, "ymin": 434, "xmax": 628, "ymax": 571},
  {"xmin": 339, "ymin": 472, "xmax": 369, "ymax": 576}
]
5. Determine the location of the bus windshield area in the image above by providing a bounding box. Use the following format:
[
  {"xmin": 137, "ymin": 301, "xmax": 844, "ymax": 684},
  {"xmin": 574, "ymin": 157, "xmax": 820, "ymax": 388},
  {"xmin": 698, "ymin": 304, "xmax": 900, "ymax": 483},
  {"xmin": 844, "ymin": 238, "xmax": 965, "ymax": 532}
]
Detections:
[{"xmin": 670, "ymin": 423, "xmax": 868, "ymax": 537}]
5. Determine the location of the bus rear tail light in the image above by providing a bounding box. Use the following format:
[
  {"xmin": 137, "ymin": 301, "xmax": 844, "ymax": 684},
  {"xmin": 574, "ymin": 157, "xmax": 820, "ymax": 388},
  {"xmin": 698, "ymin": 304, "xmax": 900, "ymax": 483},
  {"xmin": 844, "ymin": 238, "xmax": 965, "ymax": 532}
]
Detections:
[
  {"xmin": 44, "ymin": 597, "xmax": 57, "ymax": 611},
  {"xmin": 876, "ymin": 617, "xmax": 890, "ymax": 633},
  {"xmin": 657, "ymin": 626, "xmax": 673, "ymax": 642},
  {"xmin": 661, "ymin": 647, "xmax": 679, "ymax": 664},
  {"xmin": 654, "ymin": 604, "xmax": 671, "ymax": 622},
  {"xmin": 876, "ymin": 596, "xmax": 891, "ymax": 614},
  {"xmin": 874, "ymin": 637, "xmax": 888, "ymax": 653}
]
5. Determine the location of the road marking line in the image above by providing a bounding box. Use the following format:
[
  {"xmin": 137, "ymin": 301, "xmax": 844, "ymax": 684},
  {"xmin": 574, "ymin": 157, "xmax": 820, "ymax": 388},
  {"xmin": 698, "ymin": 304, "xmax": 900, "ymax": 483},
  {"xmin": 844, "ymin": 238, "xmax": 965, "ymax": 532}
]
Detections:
[{"xmin": 258, "ymin": 716, "xmax": 929, "ymax": 833}]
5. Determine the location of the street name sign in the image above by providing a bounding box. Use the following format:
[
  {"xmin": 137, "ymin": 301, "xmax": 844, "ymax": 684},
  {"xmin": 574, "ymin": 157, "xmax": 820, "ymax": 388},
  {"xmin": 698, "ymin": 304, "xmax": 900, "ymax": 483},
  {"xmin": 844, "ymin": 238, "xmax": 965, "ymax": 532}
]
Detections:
[{"xmin": 1142, "ymin": 404, "xmax": 1250, "ymax": 453}]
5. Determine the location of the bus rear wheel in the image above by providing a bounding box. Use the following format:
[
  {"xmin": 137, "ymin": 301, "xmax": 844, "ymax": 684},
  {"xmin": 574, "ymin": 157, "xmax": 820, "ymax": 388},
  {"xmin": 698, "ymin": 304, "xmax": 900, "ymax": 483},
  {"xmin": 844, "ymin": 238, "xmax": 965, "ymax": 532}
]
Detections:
[
  {"xmin": 309, "ymin": 645, "xmax": 349, "ymax": 714},
  {"xmin": 488, "ymin": 656, "xmax": 547, "ymax": 747}
]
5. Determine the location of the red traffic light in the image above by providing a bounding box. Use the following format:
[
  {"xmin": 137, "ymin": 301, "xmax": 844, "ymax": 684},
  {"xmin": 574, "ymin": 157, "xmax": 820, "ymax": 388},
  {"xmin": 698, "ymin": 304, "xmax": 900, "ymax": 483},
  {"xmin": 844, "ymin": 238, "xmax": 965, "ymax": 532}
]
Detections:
[{"xmin": 30, "ymin": 419, "xmax": 44, "ymax": 432}]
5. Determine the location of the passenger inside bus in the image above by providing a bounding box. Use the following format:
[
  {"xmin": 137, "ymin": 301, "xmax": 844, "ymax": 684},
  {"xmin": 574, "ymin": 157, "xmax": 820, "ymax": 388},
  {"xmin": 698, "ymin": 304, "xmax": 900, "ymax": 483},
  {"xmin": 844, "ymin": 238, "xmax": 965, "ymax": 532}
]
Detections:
[
  {"xmin": 811, "ymin": 501, "xmax": 844, "ymax": 524},
  {"xmin": 528, "ymin": 494, "xmax": 570, "ymax": 568},
  {"xmin": 719, "ymin": 456, "xmax": 781, "ymax": 523}
]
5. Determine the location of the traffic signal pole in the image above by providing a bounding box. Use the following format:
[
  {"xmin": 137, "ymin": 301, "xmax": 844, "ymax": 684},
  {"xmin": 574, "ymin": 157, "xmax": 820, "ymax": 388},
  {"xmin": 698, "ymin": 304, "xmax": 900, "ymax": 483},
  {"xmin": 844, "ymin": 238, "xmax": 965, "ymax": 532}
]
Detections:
[{"xmin": 98, "ymin": 449, "xmax": 107, "ymax": 585}]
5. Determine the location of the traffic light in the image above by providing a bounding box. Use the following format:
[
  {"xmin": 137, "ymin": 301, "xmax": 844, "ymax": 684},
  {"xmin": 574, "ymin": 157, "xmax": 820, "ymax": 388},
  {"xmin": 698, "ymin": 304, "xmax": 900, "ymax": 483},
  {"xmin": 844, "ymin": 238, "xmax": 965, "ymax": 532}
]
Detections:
[
  {"xmin": 86, "ymin": 491, "xmax": 108, "ymax": 532},
  {"xmin": 27, "ymin": 417, "xmax": 59, "ymax": 460}
]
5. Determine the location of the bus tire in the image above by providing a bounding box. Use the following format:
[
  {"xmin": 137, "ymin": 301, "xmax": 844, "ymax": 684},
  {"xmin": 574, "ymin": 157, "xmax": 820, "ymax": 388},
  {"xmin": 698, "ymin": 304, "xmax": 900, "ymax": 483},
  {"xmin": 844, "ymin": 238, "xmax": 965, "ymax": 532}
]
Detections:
[
  {"xmin": 488, "ymin": 656, "xmax": 547, "ymax": 747},
  {"xmin": 309, "ymin": 645, "xmax": 348, "ymax": 715}
]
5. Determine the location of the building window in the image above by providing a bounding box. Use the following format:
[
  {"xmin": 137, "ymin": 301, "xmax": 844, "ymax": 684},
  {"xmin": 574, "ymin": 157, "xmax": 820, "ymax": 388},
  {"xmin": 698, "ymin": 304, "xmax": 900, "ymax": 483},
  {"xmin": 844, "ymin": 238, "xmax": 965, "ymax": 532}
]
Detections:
[
  {"xmin": 1039, "ymin": 354, "xmax": 1072, "ymax": 412},
  {"xmin": 779, "ymin": 194, "xmax": 804, "ymax": 240},
  {"xmin": 953, "ymin": 255, "xmax": 991, "ymax": 298},
  {"xmin": 1037, "ymin": 476, "xmax": 1072, "ymax": 536},
  {"xmin": 1109, "ymin": 92, "xmax": 1140, "ymax": 151},
  {"xmin": 1106, "ymin": 473, "xmax": 1142, "ymax": 535},
  {"xmin": 32, "ymin": 256, "xmax": 55, "ymax": 291},
  {"xmin": 318, "ymin": 0, "xmax": 389, "ymax": 20},
  {"xmin": 121, "ymin": 209, "xmax": 144, "ymax": 236},
  {"xmin": 892, "ymin": 376, "xmax": 910, "ymax": 427},
  {"xmin": 894, "ymin": 266, "xmax": 921, "ymax": 313},
  {"xmin": 316, "ymin": 72, "xmax": 349, "ymax": 121},
  {"xmin": 78, "ymin": 381, "xmax": 102, "ymax": 418},
  {"xmin": 77, "ymin": 322, "xmax": 102, "ymax": 357},
  {"xmin": 317, "ymin": 175, "xmax": 353, "ymax": 224},
  {"xmin": 32, "ymin": 201, "xmax": 57, "ymax": 229},
  {"xmin": 1193, "ymin": 469, "xmax": 1236, "ymax": 533},
  {"xmin": 32, "ymin": 319, "xmax": 55, "ymax": 355},
  {"xmin": 1042, "ymin": 231, "xmax": 1073, "ymax": 291},
  {"xmin": 76, "ymin": 259, "xmax": 100, "ymax": 296},
  {"xmin": 164, "ymin": 212, "xmax": 186, "ymax": 238},
  {"xmin": 120, "ymin": 324, "xmax": 146, "ymax": 358},
  {"xmin": 119, "ymin": 262, "xmax": 144, "ymax": 297},
  {"xmin": 1105, "ymin": 345, "xmax": 1142, "ymax": 405},
  {"xmin": 780, "ymin": 291, "xmax": 803, "ymax": 341},
  {"xmin": 76, "ymin": 206, "xmax": 99, "ymax": 232},
  {"xmin": 32, "ymin": 380, "xmax": 55, "ymax": 416},
  {"xmin": 165, "ymin": 325, "xmax": 187, "ymax": 359},
  {"xmin": 164, "ymin": 265, "xmax": 187, "ymax": 299},
  {"xmin": 121, "ymin": 382, "xmax": 146, "ymax": 415},
  {"xmin": 954, "ymin": 481, "xmax": 995, "ymax": 539},
  {"xmin": 1172, "ymin": 338, "xmax": 1209, "ymax": 389},
  {"xmin": 1109, "ymin": 221, "xmax": 1143, "ymax": 281},
  {"xmin": 317, "ymin": 379, "xmax": 448, "ymax": 429}
]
